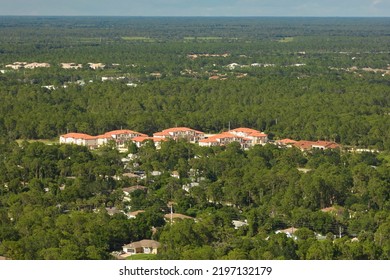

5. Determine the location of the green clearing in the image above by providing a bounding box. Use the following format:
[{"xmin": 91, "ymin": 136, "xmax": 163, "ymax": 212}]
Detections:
[
  {"xmin": 121, "ymin": 36, "xmax": 156, "ymax": 42},
  {"xmin": 184, "ymin": 36, "xmax": 223, "ymax": 40},
  {"xmin": 16, "ymin": 139, "xmax": 57, "ymax": 145}
]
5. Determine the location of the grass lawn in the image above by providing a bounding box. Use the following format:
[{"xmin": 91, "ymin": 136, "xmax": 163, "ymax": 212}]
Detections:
[
  {"xmin": 16, "ymin": 139, "xmax": 57, "ymax": 145},
  {"xmin": 278, "ymin": 37, "xmax": 294, "ymax": 43},
  {"xmin": 125, "ymin": 254, "xmax": 159, "ymax": 260},
  {"xmin": 122, "ymin": 37, "xmax": 156, "ymax": 42}
]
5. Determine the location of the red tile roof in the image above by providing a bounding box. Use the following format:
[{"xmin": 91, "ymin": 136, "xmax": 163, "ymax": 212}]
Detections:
[
  {"xmin": 103, "ymin": 129, "xmax": 147, "ymax": 137},
  {"xmin": 199, "ymin": 138, "xmax": 218, "ymax": 143},
  {"xmin": 229, "ymin": 127, "xmax": 260, "ymax": 134},
  {"xmin": 60, "ymin": 133, "xmax": 96, "ymax": 140},
  {"xmin": 250, "ymin": 132, "xmax": 268, "ymax": 137},
  {"xmin": 153, "ymin": 131, "xmax": 170, "ymax": 137},
  {"xmin": 277, "ymin": 138, "xmax": 297, "ymax": 145},
  {"xmin": 160, "ymin": 127, "xmax": 204, "ymax": 134},
  {"xmin": 313, "ymin": 141, "xmax": 340, "ymax": 149},
  {"xmin": 293, "ymin": 140, "xmax": 341, "ymax": 150},
  {"xmin": 200, "ymin": 132, "xmax": 243, "ymax": 143},
  {"xmin": 228, "ymin": 127, "xmax": 268, "ymax": 138},
  {"xmin": 293, "ymin": 140, "xmax": 317, "ymax": 150}
]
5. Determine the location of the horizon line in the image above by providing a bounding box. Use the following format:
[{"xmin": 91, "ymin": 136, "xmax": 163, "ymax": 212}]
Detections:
[{"xmin": 0, "ymin": 15, "xmax": 389, "ymax": 18}]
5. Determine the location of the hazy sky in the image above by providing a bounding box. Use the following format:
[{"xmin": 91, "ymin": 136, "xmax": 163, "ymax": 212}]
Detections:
[{"xmin": 0, "ymin": 0, "xmax": 389, "ymax": 17}]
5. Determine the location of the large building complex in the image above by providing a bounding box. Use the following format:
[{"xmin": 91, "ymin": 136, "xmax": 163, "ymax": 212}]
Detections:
[
  {"xmin": 60, "ymin": 126, "xmax": 340, "ymax": 151},
  {"xmin": 199, "ymin": 127, "xmax": 268, "ymax": 149},
  {"xmin": 60, "ymin": 129, "xmax": 147, "ymax": 149}
]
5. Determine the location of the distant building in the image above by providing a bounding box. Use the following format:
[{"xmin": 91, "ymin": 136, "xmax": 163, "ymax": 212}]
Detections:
[
  {"xmin": 6, "ymin": 62, "xmax": 50, "ymax": 69},
  {"xmin": 275, "ymin": 138, "xmax": 297, "ymax": 147},
  {"xmin": 232, "ymin": 220, "xmax": 248, "ymax": 229},
  {"xmin": 228, "ymin": 127, "xmax": 268, "ymax": 145},
  {"xmin": 60, "ymin": 129, "xmax": 147, "ymax": 149},
  {"xmin": 123, "ymin": 186, "xmax": 147, "ymax": 201},
  {"xmin": 199, "ymin": 132, "xmax": 251, "ymax": 149},
  {"xmin": 122, "ymin": 239, "xmax": 161, "ymax": 255},
  {"xmin": 199, "ymin": 127, "xmax": 268, "ymax": 149},
  {"xmin": 24, "ymin": 62, "xmax": 50, "ymax": 69},
  {"xmin": 153, "ymin": 127, "xmax": 205, "ymax": 143},
  {"xmin": 61, "ymin": 63, "xmax": 83, "ymax": 69},
  {"xmin": 88, "ymin": 63, "xmax": 105, "ymax": 70},
  {"xmin": 293, "ymin": 140, "xmax": 340, "ymax": 151},
  {"xmin": 131, "ymin": 136, "xmax": 167, "ymax": 149},
  {"xmin": 59, "ymin": 133, "xmax": 97, "ymax": 148},
  {"xmin": 96, "ymin": 129, "xmax": 147, "ymax": 148},
  {"xmin": 275, "ymin": 227, "xmax": 299, "ymax": 239}
]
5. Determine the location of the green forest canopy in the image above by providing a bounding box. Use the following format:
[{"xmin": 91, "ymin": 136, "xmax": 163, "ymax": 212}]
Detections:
[{"xmin": 0, "ymin": 17, "xmax": 389, "ymax": 260}]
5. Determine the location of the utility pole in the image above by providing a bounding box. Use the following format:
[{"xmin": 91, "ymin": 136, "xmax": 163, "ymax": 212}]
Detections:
[{"xmin": 170, "ymin": 203, "xmax": 173, "ymax": 225}]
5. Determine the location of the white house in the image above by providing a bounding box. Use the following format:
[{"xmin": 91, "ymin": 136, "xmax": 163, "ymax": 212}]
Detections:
[
  {"xmin": 95, "ymin": 129, "xmax": 148, "ymax": 147},
  {"xmin": 59, "ymin": 133, "xmax": 97, "ymax": 148},
  {"xmin": 131, "ymin": 136, "xmax": 167, "ymax": 149},
  {"xmin": 228, "ymin": 127, "xmax": 268, "ymax": 145},
  {"xmin": 198, "ymin": 132, "xmax": 252, "ymax": 149}
]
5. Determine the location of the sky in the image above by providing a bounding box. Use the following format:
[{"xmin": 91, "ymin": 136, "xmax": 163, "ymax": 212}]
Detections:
[{"xmin": 0, "ymin": 0, "xmax": 389, "ymax": 17}]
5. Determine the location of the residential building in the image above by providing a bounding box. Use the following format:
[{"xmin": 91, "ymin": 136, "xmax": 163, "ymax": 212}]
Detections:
[
  {"xmin": 153, "ymin": 127, "xmax": 205, "ymax": 143},
  {"xmin": 24, "ymin": 62, "xmax": 50, "ymax": 69},
  {"xmin": 312, "ymin": 141, "xmax": 341, "ymax": 150},
  {"xmin": 199, "ymin": 132, "xmax": 252, "ymax": 149},
  {"xmin": 59, "ymin": 133, "xmax": 97, "ymax": 148},
  {"xmin": 198, "ymin": 127, "xmax": 268, "ymax": 149},
  {"xmin": 293, "ymin": 140, "xmax": 340, "ymax": 151},
  {"xmin": 131, "ymin": 136, "xmax": 167, "ymax": 149},
  {"xmin": 275, "ymin": 227, "xmax": 299, "ymax": 239},
  {"xmin": 61, "ymin": 63, "xmax": 83, "ymax": 69},
  {"xmin": 96, "ymin": 129, "xmax": 147, "ymax": 148},
  {"xmin": 88, "ymin": 63, "xmax": 105, "ymax": 70},
  {"xmin": 275, "ymin": 138, "xmax": 297, "ymax": 147},
  {"xmin": 122, "ymin": 186, "xmax": 147, "ymax": 201},
  {"xmin": 122, "ymin": 239, "xmax": 161, "ymax": 255},
  {"xmin": 60, "ymin": 129, "xmax": 147, "ymax": 149},
  {"xmin": 228, "ymin": 127, "xmax": 268, "ymax": 145}
]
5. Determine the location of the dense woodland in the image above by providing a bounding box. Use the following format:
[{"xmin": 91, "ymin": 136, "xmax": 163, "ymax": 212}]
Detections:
[{"xmin": 0, "ymin": 17, "xmax": 389, "ymax": 260}]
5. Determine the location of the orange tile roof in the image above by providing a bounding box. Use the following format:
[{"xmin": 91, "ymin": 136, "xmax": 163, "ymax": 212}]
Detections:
[
  {"xmin": 219, "ymin": 132, "xmax": 242, "ymax": 138},
  {"xmin": 153, "ymin": 131, "xmax": 170, "ymax": 137},
  {"xmin": 103, "ymin": 129, "xmax": 147, "ymax": 137},
  {"xmin": 229, "ymin": 127, "xmax": 260, "ymax": 134},
  {"xmin": 250, "ymin": 132, "xmax": 268, "ymax": 137},
  {"xmin": 314, "ymin": 141, "xmax": 340, "ymax": 148},
  {"xmin": 61, "ymin": 133, "xmax": 96, "ymax": 140},
  {"xmin": 199, "ymin": 138, "xmax": 218, "ymax": 143},
  {"xmin": 96, "ymin": 134, "xmax": 110, "ymax": 139},
  {"xmin": 200, "ymin": 132, "xmax": 243, "ymax": 143},
  {"xmin": 161, "ymin": 127, "xmax": 204, "ymax": 133},
  {"xmin": 293, "ymin": 140, "xmax": 317, "ymax": 150},
  {"xmin": 277, "ymin": 138, "xmax": 297, "ymax": 144}
]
